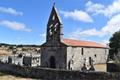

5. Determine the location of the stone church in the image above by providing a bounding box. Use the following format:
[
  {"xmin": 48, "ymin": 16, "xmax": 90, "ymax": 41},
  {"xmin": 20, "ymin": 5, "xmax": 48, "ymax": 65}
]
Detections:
[{"xmin": 41, "ymin": 5, "xmax": 109, "ymax": 71}]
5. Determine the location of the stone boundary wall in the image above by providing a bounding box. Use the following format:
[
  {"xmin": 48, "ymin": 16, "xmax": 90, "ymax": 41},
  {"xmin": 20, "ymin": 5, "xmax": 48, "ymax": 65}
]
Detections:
[{"xmin": 0, "ymin": 62, "xmax": 120, "ymax": 80}]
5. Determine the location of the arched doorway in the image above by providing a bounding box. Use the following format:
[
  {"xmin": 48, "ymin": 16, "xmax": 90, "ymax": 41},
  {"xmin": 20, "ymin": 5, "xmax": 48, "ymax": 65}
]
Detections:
[{"xmin": 49, "ymin": 56, "xmax": 56, "ymax": 68}]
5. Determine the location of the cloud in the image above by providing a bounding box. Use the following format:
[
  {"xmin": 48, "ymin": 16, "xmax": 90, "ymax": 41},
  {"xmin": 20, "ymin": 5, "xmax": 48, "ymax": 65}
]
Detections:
[
  {"xmin": 60, "ymin": 10, "xmax": 93, "ymax": 22},
  {"xmin": 0, "ymin": 7, "xmax": 23, "ymax": 16},
  {"xmin": 102, "ymin": 40, "xmax": 109, "ymax": 44},
  {"xmin": 40, "ymin": 33, "xmax": 46, "ymax": 38},
  {"xmin": 40, "ymin": 33, "xmax": 46, "ymax": 43},
  {"xmin": 86, "ymin": 0, "xmax": 120, "ymax": 17},
  {"xmin": 85, "ymin": 1, "xmax": 105, "ymax": 15},
  {"xmin": 0, "ymin": 20, "xmax": 31, "ymax": 32},
  {"xmin": 102, "ymin": 14, "xmax": 120, "ymax": 34},
  {"xmin": 68, "ymin": 14, "xmax": 120, "ymax": 40},
  {"xmin": 68, "ymin": 28, "xmax": 102, "ymax": 40}
]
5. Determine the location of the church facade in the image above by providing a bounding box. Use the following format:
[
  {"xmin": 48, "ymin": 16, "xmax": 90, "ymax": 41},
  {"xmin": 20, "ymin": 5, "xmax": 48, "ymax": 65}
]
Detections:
[{"xmin": 41, "ymin": 5, "xmax": 109, "ymax": 71}]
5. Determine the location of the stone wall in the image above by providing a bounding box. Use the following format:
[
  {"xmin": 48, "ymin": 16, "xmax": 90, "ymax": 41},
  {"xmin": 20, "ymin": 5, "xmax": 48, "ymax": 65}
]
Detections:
[
  {"xmin": 83, "ymin": 47, "xmax": 108, "ymax": 64},
  {"xmin": 41, "ymin": 46, "xmax": 67, "ymax": 69},
  {"xmin": 94, "ymin": 63, "xmax": 107, "ymax": 72},
  {"xmin": 67, "ymin": 47, "xmax": 83, "ymax": 70},
  {"xmin": 67, "ymin": 47, "xmax": 108, "ymax": 71},
  {"xmin": 0, "ymin": 62, "xmax": 120, "ymax": 80}
]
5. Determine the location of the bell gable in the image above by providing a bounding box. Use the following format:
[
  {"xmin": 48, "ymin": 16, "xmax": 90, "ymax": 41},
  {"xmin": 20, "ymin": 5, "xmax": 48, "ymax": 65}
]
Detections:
[{"xmin": 46, "ymin": 5, "xmax": 63, "ymax": 45}]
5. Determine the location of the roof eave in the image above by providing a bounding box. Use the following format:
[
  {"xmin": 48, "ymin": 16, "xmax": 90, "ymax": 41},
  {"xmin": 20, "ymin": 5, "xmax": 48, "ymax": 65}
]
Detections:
[{"xmin": 64, "ymin": 44, "xmax": 109, "ymax": 49}]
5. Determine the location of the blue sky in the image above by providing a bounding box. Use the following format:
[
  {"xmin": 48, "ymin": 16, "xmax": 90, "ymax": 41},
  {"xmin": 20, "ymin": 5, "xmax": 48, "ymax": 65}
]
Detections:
[{"xmin": 0, "ymin": 0, "xmax": 120, "ymax": 45}]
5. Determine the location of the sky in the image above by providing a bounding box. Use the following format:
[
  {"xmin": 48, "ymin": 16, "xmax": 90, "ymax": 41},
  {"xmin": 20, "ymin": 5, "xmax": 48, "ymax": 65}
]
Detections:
[{"xmin": 0, "ymin": 0, "xmax": 120, "ymax": 45}]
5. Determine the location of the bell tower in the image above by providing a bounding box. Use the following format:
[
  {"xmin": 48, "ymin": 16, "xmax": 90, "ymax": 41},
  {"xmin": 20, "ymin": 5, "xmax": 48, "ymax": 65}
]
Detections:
[
  {"xmin": 41, "ymin": 4, "xmax": 66, "ymax": 69},
  {"xmin": 46, "ymin": 5, "xmax": 63, "ymax": 45}
]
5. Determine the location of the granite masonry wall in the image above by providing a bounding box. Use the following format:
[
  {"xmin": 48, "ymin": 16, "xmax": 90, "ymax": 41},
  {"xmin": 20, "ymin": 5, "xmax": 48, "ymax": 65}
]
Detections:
[
  {"xmin": 0, "ymin": 62, "xmax": 120, "ymax": 80},
  {"xmin": 67, "ymin": 47, "xmax": 108, "ymax": 71}
]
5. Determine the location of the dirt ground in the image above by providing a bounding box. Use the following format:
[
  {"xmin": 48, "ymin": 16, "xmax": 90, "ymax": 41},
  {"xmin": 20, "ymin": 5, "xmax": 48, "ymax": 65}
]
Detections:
[
  {"xmin": 0, "ymin": 72, "xmax": 34, "ymax": 80},
  {"xmin": 0, "ymin": 50, "xmax": 12, "ymax": 55}
]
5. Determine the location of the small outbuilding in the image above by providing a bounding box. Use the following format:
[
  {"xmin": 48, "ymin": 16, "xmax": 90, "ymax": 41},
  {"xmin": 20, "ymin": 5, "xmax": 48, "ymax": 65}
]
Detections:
[{"xmin": 23, "ymin": 53, "xmax": 40, "ymax": 67}]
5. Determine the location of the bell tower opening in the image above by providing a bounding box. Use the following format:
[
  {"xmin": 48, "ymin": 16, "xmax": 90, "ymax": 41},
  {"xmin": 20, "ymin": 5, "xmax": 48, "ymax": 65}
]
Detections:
[{"xmin": 49, "ymin": 56, "xmax": 56, "ymax": 68}]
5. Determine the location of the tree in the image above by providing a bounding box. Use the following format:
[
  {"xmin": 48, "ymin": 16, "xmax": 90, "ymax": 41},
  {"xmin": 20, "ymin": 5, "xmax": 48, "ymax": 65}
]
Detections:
[{"xmin": 109, "ymin": 31, "xmax": 120, "ymax": 59}]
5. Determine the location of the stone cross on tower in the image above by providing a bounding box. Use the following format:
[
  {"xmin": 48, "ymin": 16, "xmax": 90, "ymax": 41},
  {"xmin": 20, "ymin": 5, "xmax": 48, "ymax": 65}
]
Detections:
[{"xmin": 46, "ymin": 5, "xmax": 63, "ymax": 45}]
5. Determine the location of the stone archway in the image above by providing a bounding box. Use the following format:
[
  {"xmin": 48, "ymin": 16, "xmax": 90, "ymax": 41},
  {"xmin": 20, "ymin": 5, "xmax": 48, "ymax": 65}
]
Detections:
[{"xmin": 49, "ymin": 56, "xmax": 56, "ymax": 68}]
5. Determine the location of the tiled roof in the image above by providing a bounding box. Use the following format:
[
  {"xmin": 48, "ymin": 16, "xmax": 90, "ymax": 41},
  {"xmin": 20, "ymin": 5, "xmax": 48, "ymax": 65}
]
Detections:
[{"xmin": 63, "ymin": 39, "xmax": 107, "ymax": 48}]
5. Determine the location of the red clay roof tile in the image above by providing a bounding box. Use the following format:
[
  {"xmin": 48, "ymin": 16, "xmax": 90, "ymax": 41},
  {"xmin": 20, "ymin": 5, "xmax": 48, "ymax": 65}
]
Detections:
[{"xmin": 63, "ymin": 39, "xmax": 107, "ymax": 48}]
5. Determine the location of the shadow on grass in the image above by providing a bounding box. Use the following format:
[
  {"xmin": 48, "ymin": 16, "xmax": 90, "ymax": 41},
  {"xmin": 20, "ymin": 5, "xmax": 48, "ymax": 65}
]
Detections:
[
  {"xmin": 0, "ymin": 71, "xmax": 44, "ymax": 80},
  {"xmin": 0, "ymin": 72, "xmax": 8, "ymax": 76}
]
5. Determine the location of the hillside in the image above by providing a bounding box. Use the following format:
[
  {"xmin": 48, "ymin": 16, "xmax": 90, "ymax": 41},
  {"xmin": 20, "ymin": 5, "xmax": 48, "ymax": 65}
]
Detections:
[{"xmin": 0, "ymin": 43, "xmax": 41, "ymax": 56}]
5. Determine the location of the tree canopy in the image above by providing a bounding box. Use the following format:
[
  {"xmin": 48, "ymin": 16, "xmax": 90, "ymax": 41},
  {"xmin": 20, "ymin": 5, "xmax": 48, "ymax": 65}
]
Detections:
[{"xmin": 109, "ymin": 31, "xmax": 120, "ymax": 59}]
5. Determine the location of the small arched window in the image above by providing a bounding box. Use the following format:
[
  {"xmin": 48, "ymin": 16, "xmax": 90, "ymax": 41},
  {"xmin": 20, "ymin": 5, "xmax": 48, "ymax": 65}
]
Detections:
[
  {"xmin": 81, "ymin": 48, "xmax": 84, "ymax": 55},
  {"xmin": 94, "ymin": 54, "xmax": 97, "ymax": 57}
]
